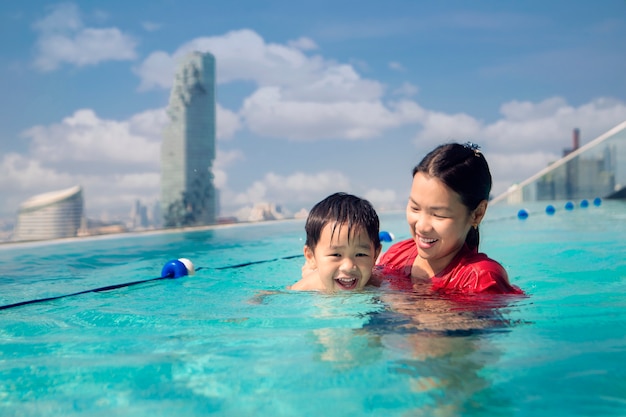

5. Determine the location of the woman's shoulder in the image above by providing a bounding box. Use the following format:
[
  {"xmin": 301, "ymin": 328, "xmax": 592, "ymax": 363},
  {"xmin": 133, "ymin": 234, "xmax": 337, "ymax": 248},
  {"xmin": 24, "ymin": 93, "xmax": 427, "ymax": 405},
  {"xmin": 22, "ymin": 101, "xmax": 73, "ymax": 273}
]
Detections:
[
  {"xmin": 382, "ymin": 238, "xmax": 415, "ymax": 255},
  {"xmin": 441, "ymin": 246, "xmax": 523, "ymax": 294},
  {"xmin": 462, "ymin": 249, "xmax": 507, "ymax": 274},
  {"xmin": 378, "ymin": 238, "xmax": 416, "ymax": 265}
]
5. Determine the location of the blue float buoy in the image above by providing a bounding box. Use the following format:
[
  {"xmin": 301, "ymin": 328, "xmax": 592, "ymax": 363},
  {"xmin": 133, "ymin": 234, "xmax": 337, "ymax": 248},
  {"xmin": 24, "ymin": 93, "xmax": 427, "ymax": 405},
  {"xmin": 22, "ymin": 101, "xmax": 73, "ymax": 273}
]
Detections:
[
  {"xmin": 161, "ymin": 259, "xmax": 190, "ymax": 278},
  {"xmin": 580, "ymin": 199, "xmax": 589, "ymax": 208},
  {"xmin": 545, "ymin": 205, "xmax": 556, "ymax": 215},
  {"xmin": 517, "ymin": 209, "xmax": 529, "ymax": 220},
  {"xmin": 564, "ymin": 201, "xmax": 575, "ymax": 210},
  {"xmin": 379, "ymin": 231, "xmax": 395, "ymax": 242},
  {"xmin": 593, "ymin": 197, "xmax": 602, "ymax": 206}
]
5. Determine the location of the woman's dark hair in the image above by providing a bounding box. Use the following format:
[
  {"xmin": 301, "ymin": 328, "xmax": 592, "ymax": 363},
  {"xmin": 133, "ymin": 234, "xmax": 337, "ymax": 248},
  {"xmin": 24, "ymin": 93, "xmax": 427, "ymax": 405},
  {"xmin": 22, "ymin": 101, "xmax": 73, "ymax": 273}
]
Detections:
[
  {"xmin": 412, "ymin": 142, "xmax": 492, "ymax": 250},
  {"xmin": 305, "ymin": 192, "xmax": 381, "ymax": 250}
]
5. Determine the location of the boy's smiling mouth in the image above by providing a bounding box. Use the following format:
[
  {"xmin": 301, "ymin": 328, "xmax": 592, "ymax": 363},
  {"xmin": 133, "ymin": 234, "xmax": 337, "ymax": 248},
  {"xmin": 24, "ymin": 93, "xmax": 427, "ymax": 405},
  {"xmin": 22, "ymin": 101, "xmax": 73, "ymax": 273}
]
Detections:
[{"xmin": 335, "ymin": 276, "xmax": 359, "ymax": 290}]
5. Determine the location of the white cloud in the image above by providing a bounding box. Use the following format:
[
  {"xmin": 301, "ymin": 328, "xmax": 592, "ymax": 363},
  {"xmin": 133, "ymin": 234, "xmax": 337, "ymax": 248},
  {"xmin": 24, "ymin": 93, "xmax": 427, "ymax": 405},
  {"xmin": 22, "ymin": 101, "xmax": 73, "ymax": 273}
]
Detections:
[
  {"xmin": 8, "ymin": 22, "xmax": 626, "ymax": 224},
  {"xmin": 33, "ymin": 3, "xmax": 137, "ymax": 71},
  {"xmin": 0, "ymin": 153, "xmax": 74, "ymax": 192},
  {"xmin": 23, "ymin": 109, "xmax": 161, "ymax": 169},
  {"xmin": 3, "ymin": 94, "xmax": 624, "ymax": 221},
  {"xmin": 242, "ymin": 88, "xmax": 423, "ymax": 140},
  {"xmin": 228, "ymin": 171, "xmax": 351, "ymax": 209},
  {"xmin": 134, "ymin": 29, "xmax": 425, "ymax": 141},
  {"xmin": 135, "ymin": 29, "xmax": 381, "ymax": 95},
  {"xmin": 134, "ymin": 51, "xmax": 174, "ymax": 91},
  {"xmin": 485, "ymin": 97, "xmax": 626, "ymax": 153},
  {"xmin": 0, "ymin": 152, "xmax": 160, "ymax": 220},
  {"xmin": 498, "ymin": 97, "xmax": 568, "ymax": 121},
  {"xmin": 414, "ymin": 110, "xmax": 483, "ymax": 148},
  {"xmin": 0, "ymin": 152, "xmax": 79, "ymax": 219},
  {"xmin": 1, "ymin": 103, "xmax": 242, "ymax": 219},
  {"xmin": 364, "ymin": 189, "xmax": 399, "ymax": 212},
  {"xmin": 84, "ymin": 172, "xmax": 160, "ymax": 218},
  {"xmin": 393, "ymin": 82, "xmax": 419, "ymax": 97},
  {"xmin": 141, "ymin": 21, "xmax": 161, "ymax": 32},
  {"xmin": 21, "ymin": 104, "xmax": 238, "ymax": 175},
  {"xmin": 388, "ymin": 61, "xmax": 406, "ymax": 71},
  {"xmin": 2, "ymin": 108, "xmax": 164, "ymax": 218},
  {"xmin": 214, "ymin": 149, "xmax": 244, "ymax": 170},
  {"xmin": 287, "ymin": 37, "xmax": 318, "ymax": 51},
  {"xmin": 212, "ymin": 149, "xmax": 245, "ymax": 190},
  {"xmin": 216, "ymin": 105, "xmax": 242, "ymax": 140},
  {"xmin": 32, "ymin": 3, "xmax": 82, "ymax": 33}
]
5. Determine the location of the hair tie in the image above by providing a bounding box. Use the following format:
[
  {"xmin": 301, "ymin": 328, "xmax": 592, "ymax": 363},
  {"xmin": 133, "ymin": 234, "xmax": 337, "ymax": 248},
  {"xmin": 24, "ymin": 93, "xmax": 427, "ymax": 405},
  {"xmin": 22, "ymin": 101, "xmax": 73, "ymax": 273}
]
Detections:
[{"xmin": 463, "ymin": 141, "xmax": 482, "ymax": 156}]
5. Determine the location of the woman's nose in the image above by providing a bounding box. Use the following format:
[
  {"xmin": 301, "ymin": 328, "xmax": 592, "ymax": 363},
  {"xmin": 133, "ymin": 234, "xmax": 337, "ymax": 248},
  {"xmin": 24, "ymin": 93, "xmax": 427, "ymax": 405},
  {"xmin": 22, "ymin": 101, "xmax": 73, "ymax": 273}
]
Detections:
[{"xmin": 414, "ymin": 214, "xmax": 431, "ymax": 232}]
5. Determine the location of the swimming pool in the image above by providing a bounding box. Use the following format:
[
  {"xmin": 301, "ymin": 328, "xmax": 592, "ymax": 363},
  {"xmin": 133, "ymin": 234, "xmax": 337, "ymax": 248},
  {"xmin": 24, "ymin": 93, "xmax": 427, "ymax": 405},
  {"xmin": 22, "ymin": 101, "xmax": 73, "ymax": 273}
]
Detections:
[{"xmin": 1, "ymin": 200, "xmax": 625, "ymax": 416}]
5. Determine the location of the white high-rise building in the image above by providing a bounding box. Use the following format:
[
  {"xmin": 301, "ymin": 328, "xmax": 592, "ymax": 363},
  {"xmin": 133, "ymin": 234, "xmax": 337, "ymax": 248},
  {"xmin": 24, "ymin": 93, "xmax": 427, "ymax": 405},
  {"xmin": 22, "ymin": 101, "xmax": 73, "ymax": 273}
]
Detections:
[
  {"xmin": 13, "ymin": 185, "xmax": 84, "ymax": 241},
  {"xmin": 161, "ymin": 51, "xmax": 217, "ymax": 227}
]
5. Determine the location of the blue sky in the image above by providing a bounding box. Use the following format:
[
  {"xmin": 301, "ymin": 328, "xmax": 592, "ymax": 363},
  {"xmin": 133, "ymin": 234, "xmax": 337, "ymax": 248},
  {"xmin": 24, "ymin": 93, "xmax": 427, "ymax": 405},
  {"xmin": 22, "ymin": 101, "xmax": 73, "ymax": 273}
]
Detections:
[{"xmin": 1, "ymin": 1, "xmax": 625, "ymax": 223}]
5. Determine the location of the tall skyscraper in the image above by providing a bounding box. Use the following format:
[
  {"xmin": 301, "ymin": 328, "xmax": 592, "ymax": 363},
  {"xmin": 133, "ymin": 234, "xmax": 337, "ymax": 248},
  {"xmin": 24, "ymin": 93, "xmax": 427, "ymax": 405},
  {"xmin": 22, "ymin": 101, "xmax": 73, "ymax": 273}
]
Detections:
[{"xmin": 161, "ymin": 52, "xmax": 217, "ymax": 227}]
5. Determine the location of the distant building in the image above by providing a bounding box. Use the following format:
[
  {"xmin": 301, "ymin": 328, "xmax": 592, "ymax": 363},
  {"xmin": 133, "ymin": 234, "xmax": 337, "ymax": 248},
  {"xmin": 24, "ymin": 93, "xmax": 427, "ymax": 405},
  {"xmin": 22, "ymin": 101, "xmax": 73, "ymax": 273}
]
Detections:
[
  {"xmin": 129, "ymin": 200, "xmax": 149, "ymax": 230},
  {"xmin": 151, "ymin": 200, "xmax": 162, "ymax": 228},
  {"xmin": 492, "ymin": 122, "xmax": 626, "ymax": 204},
  {"xmin": 161, "ymin": 51, "xmax": 217, "ymax": 227},
  {"xmin": 535, "ymin": 128, "xmax": 616, "ymax": 200},
  {"xmin": 13, "ymin": 185, "xmax": 84, "ymax": 241},
  {"xmin": 245, "ymin": 203, "xmax": 287, "ymax": 222}
]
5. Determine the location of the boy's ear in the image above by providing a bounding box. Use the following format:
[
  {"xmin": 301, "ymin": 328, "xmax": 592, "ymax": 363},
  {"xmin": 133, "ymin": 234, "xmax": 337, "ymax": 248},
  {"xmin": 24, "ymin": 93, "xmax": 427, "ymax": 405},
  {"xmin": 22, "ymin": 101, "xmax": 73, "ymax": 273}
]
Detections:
[
  {"xmin": 374, "ymin": 245, "xmax": 382, "ymax": 262},
  {"xmin": 304, "ymin": 245, "xmax": 317, "ymax": 269}
]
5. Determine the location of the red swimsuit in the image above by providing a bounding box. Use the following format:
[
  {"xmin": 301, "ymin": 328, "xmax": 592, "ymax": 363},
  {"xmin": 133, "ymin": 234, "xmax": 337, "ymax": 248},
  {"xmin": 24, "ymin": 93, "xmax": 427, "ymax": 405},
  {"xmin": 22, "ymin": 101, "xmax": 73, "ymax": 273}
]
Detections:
[{"xmin": 378, "ymin": 239, "xmax": 523, "ymax": 294}]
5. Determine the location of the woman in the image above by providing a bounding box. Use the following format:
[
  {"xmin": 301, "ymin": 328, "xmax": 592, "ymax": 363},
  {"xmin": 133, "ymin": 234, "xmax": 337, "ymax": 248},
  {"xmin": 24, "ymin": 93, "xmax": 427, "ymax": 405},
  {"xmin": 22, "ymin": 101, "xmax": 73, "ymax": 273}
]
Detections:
[{"xmin": 377, "ymin": 142, "xmax": 523, "ymax": 294}]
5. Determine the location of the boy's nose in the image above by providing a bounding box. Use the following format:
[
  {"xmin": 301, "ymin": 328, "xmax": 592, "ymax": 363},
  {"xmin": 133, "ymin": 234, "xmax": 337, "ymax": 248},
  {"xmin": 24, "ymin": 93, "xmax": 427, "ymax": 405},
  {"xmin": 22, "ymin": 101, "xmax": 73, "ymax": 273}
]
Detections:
[{"xmin": 341, "ymin": 257, "xmax": 357, "ymax": 270}]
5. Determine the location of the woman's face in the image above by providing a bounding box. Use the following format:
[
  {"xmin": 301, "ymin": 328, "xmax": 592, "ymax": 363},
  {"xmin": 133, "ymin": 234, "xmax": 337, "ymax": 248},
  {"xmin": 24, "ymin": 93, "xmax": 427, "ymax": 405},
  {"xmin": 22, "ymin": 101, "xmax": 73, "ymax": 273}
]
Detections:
[{"xmin": 406, "ymin": 172, "xmax": 485, "ymax": 274}]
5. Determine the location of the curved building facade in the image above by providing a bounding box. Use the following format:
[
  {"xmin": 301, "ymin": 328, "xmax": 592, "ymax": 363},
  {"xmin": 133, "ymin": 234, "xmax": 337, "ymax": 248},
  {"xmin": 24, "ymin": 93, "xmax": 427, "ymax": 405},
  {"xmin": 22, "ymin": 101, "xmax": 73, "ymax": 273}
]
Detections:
[{"xmin": 13, "ymin": 185, "xmax": 84, "ymax": 242}]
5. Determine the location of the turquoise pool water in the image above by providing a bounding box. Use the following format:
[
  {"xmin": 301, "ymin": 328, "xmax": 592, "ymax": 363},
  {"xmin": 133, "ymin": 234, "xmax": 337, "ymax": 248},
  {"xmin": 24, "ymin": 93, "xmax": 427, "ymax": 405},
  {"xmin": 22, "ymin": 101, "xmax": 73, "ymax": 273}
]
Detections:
[{"xmin": 1, "ymin": 200, "xmax": 625, "ymax": 416}]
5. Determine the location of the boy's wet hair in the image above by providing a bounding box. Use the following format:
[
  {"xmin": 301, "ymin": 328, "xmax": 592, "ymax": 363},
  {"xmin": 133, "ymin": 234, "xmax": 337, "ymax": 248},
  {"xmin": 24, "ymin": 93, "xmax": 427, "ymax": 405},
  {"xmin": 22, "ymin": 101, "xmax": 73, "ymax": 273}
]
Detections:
[
  {"xmin": 305, "ymin": 192, "xmax": 381, "ymax": 250},
  {"xmin": 413, "ymin": 142, "xmax": 492, "ymax": 250}
]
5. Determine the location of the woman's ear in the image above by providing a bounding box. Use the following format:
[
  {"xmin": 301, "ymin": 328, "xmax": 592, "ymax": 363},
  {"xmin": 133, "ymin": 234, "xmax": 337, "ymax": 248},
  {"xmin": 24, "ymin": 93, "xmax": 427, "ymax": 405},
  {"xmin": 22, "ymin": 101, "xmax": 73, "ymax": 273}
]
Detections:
[
  {"xmin": 304, "ymin": 245, "xmax": 317, "ymax": 269},
  {"xmin": 472, "ymin": 200, "xmax": 488, "ymax": 226}
]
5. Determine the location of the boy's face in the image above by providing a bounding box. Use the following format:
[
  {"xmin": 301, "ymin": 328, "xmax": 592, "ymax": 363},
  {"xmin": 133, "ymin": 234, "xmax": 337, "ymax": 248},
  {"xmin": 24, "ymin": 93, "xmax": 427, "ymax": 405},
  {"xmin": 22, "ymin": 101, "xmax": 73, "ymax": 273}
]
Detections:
[{"xmin": 304, "ymin": 222, "xmax": 380, "ymax": 292}]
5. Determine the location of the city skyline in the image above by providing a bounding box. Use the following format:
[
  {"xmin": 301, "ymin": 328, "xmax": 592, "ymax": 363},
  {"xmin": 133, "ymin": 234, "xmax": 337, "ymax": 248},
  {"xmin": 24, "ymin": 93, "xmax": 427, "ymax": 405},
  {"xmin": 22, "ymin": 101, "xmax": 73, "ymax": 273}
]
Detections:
[{"xmin": 1, "ymin": 1, "xmax": 625, "ymax": 223}]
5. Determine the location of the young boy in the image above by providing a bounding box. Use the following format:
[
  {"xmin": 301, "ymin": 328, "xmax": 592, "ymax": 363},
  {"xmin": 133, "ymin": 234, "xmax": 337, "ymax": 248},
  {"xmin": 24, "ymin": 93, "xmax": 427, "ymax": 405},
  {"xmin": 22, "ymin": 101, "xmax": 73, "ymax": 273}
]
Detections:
[{"xmin": 289, "ymin": 192, "xmax": 382, "ymax": 292}]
